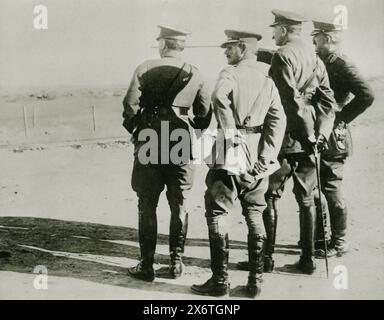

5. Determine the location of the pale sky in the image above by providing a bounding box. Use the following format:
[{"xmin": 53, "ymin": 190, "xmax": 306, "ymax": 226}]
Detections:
[{"xmin": 0, "ymin": 0, "xmax": 383, "ymax": 86}]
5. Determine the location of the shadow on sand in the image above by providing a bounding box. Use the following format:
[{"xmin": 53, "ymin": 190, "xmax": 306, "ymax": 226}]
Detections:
[
  {"xmin": 0, "ymin": 216, "xmax": 251, "ymax": 296},
  {"xmin": 0, "ymin": 216, "xmax": 309, "ymax": 297}
]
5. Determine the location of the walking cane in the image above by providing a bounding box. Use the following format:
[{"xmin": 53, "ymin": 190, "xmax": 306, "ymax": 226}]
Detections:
[{"xmin": 313, "ymin": 144, "xmax": 329, "ymax": 279}]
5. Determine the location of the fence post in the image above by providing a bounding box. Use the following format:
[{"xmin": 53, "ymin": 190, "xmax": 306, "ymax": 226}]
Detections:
[
  {"xmin": 33, "ymin": 106, "xmax": 36, "ymax": 128},
  {"xmin": 92, "ymin": 105, "xmax": 96, "ymax": 132},
  {"xmin": 23, "ymin": 106, "xmax": 29, "ymax": 137}
]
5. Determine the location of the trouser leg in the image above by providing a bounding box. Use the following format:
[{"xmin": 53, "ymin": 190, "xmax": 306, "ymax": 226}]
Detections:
[
  {"xmin": 322, "ymin": 158, "xmax": 348, "ymax": 256},
  {"xmin": 164, "ymin": 164, "xmax": 194, "ymax": 262},
  {"xmin": 236, "ymin": 158, "xmax": 292, "ymax": 272},
  {"xmin": 291, "ymin": 153, "xmax": 317, "ymax": 274}
]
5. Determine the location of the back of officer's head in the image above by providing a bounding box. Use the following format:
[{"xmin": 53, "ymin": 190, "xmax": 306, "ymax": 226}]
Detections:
[
  {"xmin": 273, "ymin": 24, "xmax": 302, "ymax": 46},
  {"xmin": 163, "ymin": 38, "xmax": 186, "ymax": 51},
  {"xmin": 158, "ymin": 38, "xmax": 185, "ymax": 58}
]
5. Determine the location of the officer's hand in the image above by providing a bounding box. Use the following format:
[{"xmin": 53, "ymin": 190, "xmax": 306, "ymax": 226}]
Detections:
[
  {"xmin": 251, "ymin": 158, "xmax": 268, "ymax": 176},
  {"xmin": 122, "ymin": 118, "xmax": 133, "ymax": 133},
  {"xmin": 233, "ymin": 131, "xmax": 247, "ymax": 146},
  {"xmin": 308, "ymin": 134, "xmax": 327, "ymax": 153},
  {"xmin": 315, "ymin": 134, "xmax": 328, "ymax": 152},
  {"xmin": 334, "ymin": 113, "xmax": 346, "ymax": 128},
  {"xmin": 335, "ymin": 120, "xmax": 346, "ymax": 130},
  {"xmin": 308, "ymin": 134, "xmax": 317, "ymax": 146}
]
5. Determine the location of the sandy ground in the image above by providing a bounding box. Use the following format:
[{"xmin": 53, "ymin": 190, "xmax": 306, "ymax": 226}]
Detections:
[{"xmin": 0, "ymin": 84, "xmax": 384, "ymax": 300}]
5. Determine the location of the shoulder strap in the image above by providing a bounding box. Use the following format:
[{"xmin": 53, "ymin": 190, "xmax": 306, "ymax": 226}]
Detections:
[
  {"xmin": 160, "ymin": 63, "xmax": 193, "ymax": 107},
  {"xmin": 299, "ymin": 58, "xmax": 319, "ymax": 94}
]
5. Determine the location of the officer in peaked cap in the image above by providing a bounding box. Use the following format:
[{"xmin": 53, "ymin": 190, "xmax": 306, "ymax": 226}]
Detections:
[
  {"xmin": 220, "ymin": 29, "xmax": 262, "ymax": 48},
  {"xmin": 255, "ymin": 10, "xmax": 306, "ymax": 67},
  {"xmin": 156, "ymin": 25, "xmax": 191, "ymax": 41},
  {"xmin": 123, "ymin": 25, "xmax": 211, "ymax": 282},
  {"xmin": 191, "ymin": 29, "xmax": 286, "ymax": 298},
  {"xmin": 221, "ymin": 30, "xmax": 277, "ymax": 66},
  {"xmin": 254, "ymin": 9, "xmax": 336, "ymax": 275},
  {"xmin": 269, "ymin": 9, "xmax": 307, "ymax": 27},
  {"xmin": 311, "ymin": 20, "xmax": 344, "ymax": 37},
  {"xmin": 311, "ymin": 19, "xmax": 374, "ymax": 259}
]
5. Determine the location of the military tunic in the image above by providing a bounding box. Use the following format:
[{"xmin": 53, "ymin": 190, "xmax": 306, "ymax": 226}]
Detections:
[
  {"xmin": 205, "ymin": 57, "xmax": 286, "ymax": 232},
  {"xmin": 323, "ymin": 52, "xmax": 374, "ymax": 125},
  {"xmin": 267, "ymin": 38, "xmax": 336, "ymax": 206},
  {"xmin": 123, "ymin": 52, "xmax": 211, "ymax": 194},
  {"xmin": 123, "ymin": 51, "xmax": 211, "ymax": 265}
]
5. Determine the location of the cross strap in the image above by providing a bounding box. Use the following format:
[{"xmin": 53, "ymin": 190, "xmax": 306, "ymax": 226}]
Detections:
[{"xmin": 158, "ymin": 63, "xmax": 193, "ymax": 108}]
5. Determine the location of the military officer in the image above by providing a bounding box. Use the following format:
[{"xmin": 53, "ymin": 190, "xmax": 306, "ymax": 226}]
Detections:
[
  {"xmin": 311, "ymin": 20, "xmax": 375, "ymax": 257},
  {"xmin": 261, "ymin": 10, "xmax": 336, "ymax": 274},
  {"xmin": 123, "ymin": 25, "xmax": 212, "ymax": 281},
  {"xmin": 191, "ymin": 30, "xmax": 286, "ymax": 298}
]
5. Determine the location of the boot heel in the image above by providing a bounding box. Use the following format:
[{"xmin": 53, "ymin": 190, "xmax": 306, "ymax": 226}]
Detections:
[
  {"xmin": 263, "ymin": 256, "xmax": 274, "ymax": 273},
  {"xmin": 191, "ymin": 278, "xmax": 230, "ymax": 297}
]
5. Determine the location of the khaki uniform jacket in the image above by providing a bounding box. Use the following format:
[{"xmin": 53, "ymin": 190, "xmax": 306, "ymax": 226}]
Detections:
[
  {"xmin": 211, "ymin": 57, "xmax": 286, "ymax": 171},
  {"xmin": 270, "ymin": 38, "xmax": 335, "ymax": 154}
]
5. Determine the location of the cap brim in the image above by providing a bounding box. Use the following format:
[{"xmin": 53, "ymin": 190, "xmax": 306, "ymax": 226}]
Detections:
[
  {"xmin": 156, "ymin": 35, "xmax": 187, "ymax": 41},
  {"xmin": 310, "ymin": 30, "xmax": 322, "ymax": 37},
  {"xmin": 310, "ymin": 29, "xmax": 342, "ymax": 37},
  {"xmin": 220, "ymin": 40, "xmax": 239, "ymax": 48},
  {"xmin": 269, "ymin": 21, "xmax": 303, "ymax": 27}
]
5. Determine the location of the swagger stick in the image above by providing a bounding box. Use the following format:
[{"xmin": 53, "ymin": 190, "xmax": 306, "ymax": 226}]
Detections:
[{"xmin": 314, "ymin": 145, "xmax": 329, "ymax": 278}]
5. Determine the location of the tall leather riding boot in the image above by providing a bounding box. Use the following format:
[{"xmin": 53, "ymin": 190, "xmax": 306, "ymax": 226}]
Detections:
[
  {"xmin": 246, "ymin": 235, "xmax": 265, "ymax": 298},
  {"xmin": 299, "ymin": 207, "xmax": 304, "ymax": 248},
  {"xmin": 262, "ymin": 197, "xmax": 277, "ymax": 272},
  {"xmin": 330, "ymin": 205, "xmax": 348, "ymax": 256},
  {"xmin": 237, "ymin": 198, "xmax": 276, "ymax": 273},
  {"xmin": 169, "ymin": 200, "xmax": 188, "ymax": 278},
  {"xmin": 297, "ymin": 205, "xmax": 316, "ymax": 274},
  {"xmin": 191, "ymin": 215, "xmax": 229, "ymax": 297},
  {"xmin": 314, "ymin": 194, "xmax": 330, "ymax": 251},
  {"xmin": 206, "ymin": 216, "xmax": 229, "ymax": 285},
  {"xmin": 128, "ymin": 196, "xmax": 157, "ymax": 282}
]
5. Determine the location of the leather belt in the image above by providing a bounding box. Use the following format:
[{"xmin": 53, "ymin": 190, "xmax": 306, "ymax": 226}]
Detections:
[
  {"xmin": 150, "ymin": 106, "xmax": 189, "ymax": 117},
  {"xmin": 236, "ymin": 125, "xmax": 264, "ymax": 134},
  {"xmin": 172, "ymin": 106, "xmax": 189, "ymax": 117}
]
